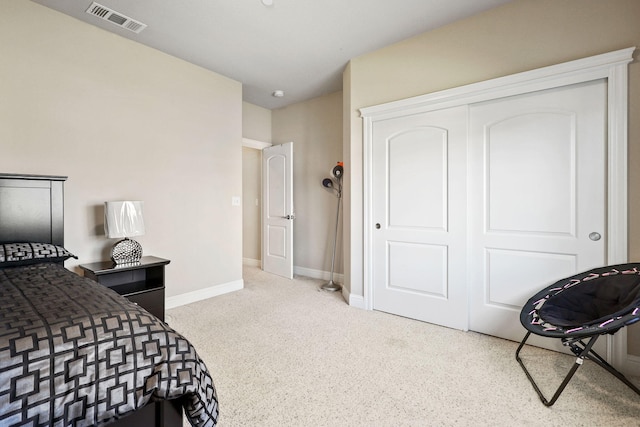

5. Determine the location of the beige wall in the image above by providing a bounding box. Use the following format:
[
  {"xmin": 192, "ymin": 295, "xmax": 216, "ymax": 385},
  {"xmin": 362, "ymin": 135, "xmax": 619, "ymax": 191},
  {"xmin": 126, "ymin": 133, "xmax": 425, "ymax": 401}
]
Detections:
[
  {"xmin": 1, "ymin": 1, "xmax": 243, "ymax": 297},
  {"xmin": 243, "ymin": 102, "xmax": 272, "ymax": 142},
  {"xmin": 345, "ymin": 0, "xmax": 640, "ymax": 350},
  {"xmin": 242, "ymin": 147, "xmax": 262, "ymax": 261},
  {"xmin": 272, "ymin": 92, "xmax": 344, "ymax": 274},
  {"xmin": 343, "ymin": 62, "xmax": 359, "ymax": 297},
  {"xmin": 242, "ymin": 102, "xmax": 272, "ymax": 262}
]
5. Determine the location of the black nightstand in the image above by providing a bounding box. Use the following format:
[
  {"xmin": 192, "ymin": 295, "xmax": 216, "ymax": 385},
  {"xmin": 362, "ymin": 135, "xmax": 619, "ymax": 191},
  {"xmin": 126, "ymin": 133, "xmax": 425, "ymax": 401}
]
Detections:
[{"xmin": 80, "ymin": 256, "xmax": 170, "ymax": 321}]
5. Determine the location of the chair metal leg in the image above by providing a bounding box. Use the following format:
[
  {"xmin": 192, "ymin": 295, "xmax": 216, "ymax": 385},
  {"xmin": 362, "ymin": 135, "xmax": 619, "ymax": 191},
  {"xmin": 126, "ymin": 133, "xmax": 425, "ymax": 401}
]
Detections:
[
  {"xmin": 516, "ymin": 332, "xmax": 598, "ymax": 406},
  {"xmin": 516, "ymin": 331, "xmax": 640, "ymax": 406},
  {"xmin": 581, "ymin": 344, "xmax": 640, "ymax": 396}
]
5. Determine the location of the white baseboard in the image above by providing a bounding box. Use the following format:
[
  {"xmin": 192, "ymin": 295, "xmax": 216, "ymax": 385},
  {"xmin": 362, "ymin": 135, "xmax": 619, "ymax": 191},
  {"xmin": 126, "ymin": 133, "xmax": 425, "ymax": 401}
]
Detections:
[
  {"xmin": 166, "ymin": 279, "xmax": 244, "ymax": 309},
  {"xmin": 294, "ymin": 265, "xmax": 344, "ymax": 283},
  {"xmin": 242, "ymin": 261, "xmax": 344, "ymax": 284},
  {"xmin": 242, "ymin": 262, "xmax": 357, "ymax": 305},
  {"xmin": 243, "ymin": 257, "xmax": 261, "ymax": 267},
  {"xmin": 348, "ymin": 293, "xmax": 366, "ymax": 309}
]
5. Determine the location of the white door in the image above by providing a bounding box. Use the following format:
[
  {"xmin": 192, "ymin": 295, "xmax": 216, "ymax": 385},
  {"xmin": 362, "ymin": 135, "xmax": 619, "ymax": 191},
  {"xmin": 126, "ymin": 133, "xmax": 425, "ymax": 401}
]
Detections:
[
  {"xmin": 372, "ymin": 106, "xmax": 468, "ymax": 330},
  {"xmin": 262, "ymin": 142, "xmax": 294, "ymax": 279},
  {"xmin": 468, "ymin": 80, "xmax": 607, "ymax": 344}
]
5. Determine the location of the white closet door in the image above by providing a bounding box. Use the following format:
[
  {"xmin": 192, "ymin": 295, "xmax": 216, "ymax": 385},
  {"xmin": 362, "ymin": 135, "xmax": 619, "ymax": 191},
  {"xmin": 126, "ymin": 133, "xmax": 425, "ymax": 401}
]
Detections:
[
  {"xmin": 372, "ymin": 106, "xmax": 468, "ymax": 330},
  {"xmin": 467, "ymin": 80, "xmax": 607, "ymax": 343}
]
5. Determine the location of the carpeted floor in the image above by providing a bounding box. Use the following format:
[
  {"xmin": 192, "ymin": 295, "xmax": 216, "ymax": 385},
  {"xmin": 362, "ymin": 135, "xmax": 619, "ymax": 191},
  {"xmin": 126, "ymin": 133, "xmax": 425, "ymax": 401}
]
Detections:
[{"xmin": 167, "ymin": 266, "xmax": 640, "ymax": 426}]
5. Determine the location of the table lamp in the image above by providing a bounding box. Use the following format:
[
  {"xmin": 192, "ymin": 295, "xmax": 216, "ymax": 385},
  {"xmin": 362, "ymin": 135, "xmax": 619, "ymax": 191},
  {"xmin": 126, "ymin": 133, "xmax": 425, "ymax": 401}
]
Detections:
[{"xmin": 104, "ymin": 200, "xmax": 145, "ymax": 264}]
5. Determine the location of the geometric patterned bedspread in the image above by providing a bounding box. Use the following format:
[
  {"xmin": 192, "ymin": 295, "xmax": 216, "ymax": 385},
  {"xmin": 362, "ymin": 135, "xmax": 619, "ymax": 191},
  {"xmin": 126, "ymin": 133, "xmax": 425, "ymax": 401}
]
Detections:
[{"xmin": 0, "ymin": 263, "xmax": 218, "ymax": 427}]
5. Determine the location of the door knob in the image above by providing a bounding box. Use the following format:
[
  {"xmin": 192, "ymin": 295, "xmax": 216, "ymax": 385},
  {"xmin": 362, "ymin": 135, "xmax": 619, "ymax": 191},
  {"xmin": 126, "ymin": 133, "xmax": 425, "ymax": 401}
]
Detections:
[
  {"xmin": 589, "ymin": 232, "xmax": 601, "ymax": 241},
  {"xmin": 375, "ymin": 223, "xmax": 381, "ymax": 229},
  {"xmin": 284, "ymin": 214, "xmax": 295, "ymax": 220}
]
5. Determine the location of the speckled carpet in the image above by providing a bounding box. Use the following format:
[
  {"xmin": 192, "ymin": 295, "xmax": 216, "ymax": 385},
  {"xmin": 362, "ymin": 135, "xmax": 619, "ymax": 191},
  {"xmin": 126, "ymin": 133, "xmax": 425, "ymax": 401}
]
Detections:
[{"xmin": 167, "ymin": 266, "xmax": 640, "ymax": 426}]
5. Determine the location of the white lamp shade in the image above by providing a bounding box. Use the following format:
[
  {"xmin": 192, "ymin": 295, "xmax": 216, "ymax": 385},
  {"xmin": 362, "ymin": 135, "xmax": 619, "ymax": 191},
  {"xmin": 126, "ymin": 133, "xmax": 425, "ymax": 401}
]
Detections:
[{"xmin": 104, "ymin": 201, "xmax": 145, "ymax": 239}]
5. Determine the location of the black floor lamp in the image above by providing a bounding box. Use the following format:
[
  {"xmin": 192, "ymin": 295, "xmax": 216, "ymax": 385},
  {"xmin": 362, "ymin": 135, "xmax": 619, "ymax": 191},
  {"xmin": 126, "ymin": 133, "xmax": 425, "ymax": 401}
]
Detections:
[{"xmin": 321, "ymin": 163, "xmax": 343, "ymax": 292}]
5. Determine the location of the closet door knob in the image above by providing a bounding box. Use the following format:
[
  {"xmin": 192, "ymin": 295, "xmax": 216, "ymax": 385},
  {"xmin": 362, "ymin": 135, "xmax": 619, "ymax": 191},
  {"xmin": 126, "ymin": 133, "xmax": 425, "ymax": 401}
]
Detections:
[
  {"xmin": 375, "ymin": 223, "xmax": 381, "ymax": 229},
  {"xmin": 589, "ymin": 232, "xmax": 601, "ymax": 241}
]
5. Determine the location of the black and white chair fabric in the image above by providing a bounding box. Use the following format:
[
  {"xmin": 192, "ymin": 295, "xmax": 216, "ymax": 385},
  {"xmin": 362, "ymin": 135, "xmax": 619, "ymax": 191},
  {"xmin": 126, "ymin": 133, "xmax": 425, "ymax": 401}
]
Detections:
[{"xmin": 516, "ymin": 263, "xmax": 640, "ymax": 406}]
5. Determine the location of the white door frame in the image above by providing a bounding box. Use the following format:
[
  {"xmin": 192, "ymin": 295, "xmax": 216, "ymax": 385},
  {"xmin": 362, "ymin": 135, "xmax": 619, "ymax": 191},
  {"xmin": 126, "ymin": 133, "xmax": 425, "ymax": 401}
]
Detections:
[
  {"xmin": 242, "ymin": 137, "xmax": 272, "ymax": 150},
  {"xmin": 360, "ymin": 47, "xmax": 635, "ymax": 370}
]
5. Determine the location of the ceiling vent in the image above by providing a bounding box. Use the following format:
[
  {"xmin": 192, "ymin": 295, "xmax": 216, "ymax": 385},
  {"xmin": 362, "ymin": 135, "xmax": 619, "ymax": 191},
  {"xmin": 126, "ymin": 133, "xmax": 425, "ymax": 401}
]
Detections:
[{"xmin": 85, "ymin": 2, "xmax": 147, "ymax": 34}]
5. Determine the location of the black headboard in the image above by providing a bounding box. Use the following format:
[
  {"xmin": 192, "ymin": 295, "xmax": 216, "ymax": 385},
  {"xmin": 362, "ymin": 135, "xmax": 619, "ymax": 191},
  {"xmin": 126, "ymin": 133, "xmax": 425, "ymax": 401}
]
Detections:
[{"xmin": 0, "ymin": 174, "xmax": 67, "ymax": 246}]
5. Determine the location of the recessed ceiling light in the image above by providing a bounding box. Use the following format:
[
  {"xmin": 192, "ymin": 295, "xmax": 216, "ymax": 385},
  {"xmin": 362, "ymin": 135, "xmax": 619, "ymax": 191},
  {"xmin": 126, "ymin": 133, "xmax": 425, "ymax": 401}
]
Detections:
[
  {"xmin": 272, "ymin": 90, "xmax": 284, "ymax": 98},
  {"xmin": 261, "ymin": 0, "xmax": 274, "ymax": 6}
]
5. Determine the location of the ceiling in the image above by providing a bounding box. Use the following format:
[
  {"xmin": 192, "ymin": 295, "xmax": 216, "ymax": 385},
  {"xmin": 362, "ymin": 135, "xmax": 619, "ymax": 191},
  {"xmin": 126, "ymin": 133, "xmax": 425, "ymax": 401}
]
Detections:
[{"xmin": 31, "ymin": 0, "xmax": 512, "ymax": 109}]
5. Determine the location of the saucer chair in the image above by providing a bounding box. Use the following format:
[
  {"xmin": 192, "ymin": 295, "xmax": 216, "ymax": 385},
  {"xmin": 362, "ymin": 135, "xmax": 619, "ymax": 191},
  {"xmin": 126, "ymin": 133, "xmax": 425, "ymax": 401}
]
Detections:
[{"xmin": 516, "ymin": 263, "xmax": 640, "ymax": 406}]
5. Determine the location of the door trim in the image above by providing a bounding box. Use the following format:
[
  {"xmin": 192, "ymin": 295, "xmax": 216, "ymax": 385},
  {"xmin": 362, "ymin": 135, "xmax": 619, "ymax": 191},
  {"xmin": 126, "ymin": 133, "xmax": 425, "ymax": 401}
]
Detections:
[
  {"xmin": 360, "ymin": 47, "xmax": 634, "ymax": 369},
  {"xmin": 242, "ymin": 137, "xmax": 272, "ymax": 150}
]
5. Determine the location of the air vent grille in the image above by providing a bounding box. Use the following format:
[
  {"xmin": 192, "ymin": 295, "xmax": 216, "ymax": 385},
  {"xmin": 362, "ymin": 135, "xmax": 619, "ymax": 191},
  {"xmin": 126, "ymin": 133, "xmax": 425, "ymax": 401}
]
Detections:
[{"xmin": 85, "ymin": 2, "xmax": 147, "ymax": 34}]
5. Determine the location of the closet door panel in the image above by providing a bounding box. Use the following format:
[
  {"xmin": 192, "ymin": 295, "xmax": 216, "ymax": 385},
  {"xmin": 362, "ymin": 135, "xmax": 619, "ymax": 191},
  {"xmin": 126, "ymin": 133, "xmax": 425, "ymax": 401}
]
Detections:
[
  {"xmin": 372, "ymin": 106, "xmax": 468, "ymax": 330},
  {"xmin": 468, "ymin": 80, "xmax": 607, "ymax": 344},
  {"xmin": 486, "ymin": 112, "xmax": 573, "ymax": 235}
]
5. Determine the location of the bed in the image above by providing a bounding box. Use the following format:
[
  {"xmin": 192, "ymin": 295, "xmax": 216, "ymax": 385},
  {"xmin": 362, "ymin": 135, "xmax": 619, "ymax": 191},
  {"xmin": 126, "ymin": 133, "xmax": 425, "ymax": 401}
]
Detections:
[{"xmin": 0, "ymin": 173, "xmax": 219, "ymax": 426}]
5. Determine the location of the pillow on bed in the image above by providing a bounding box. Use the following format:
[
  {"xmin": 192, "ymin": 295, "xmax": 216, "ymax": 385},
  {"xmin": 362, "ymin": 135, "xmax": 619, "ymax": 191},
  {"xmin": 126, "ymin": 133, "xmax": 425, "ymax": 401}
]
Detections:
[{"xmin": 0, "ymin": 242, "xmax": 78, "ymax": 267}]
